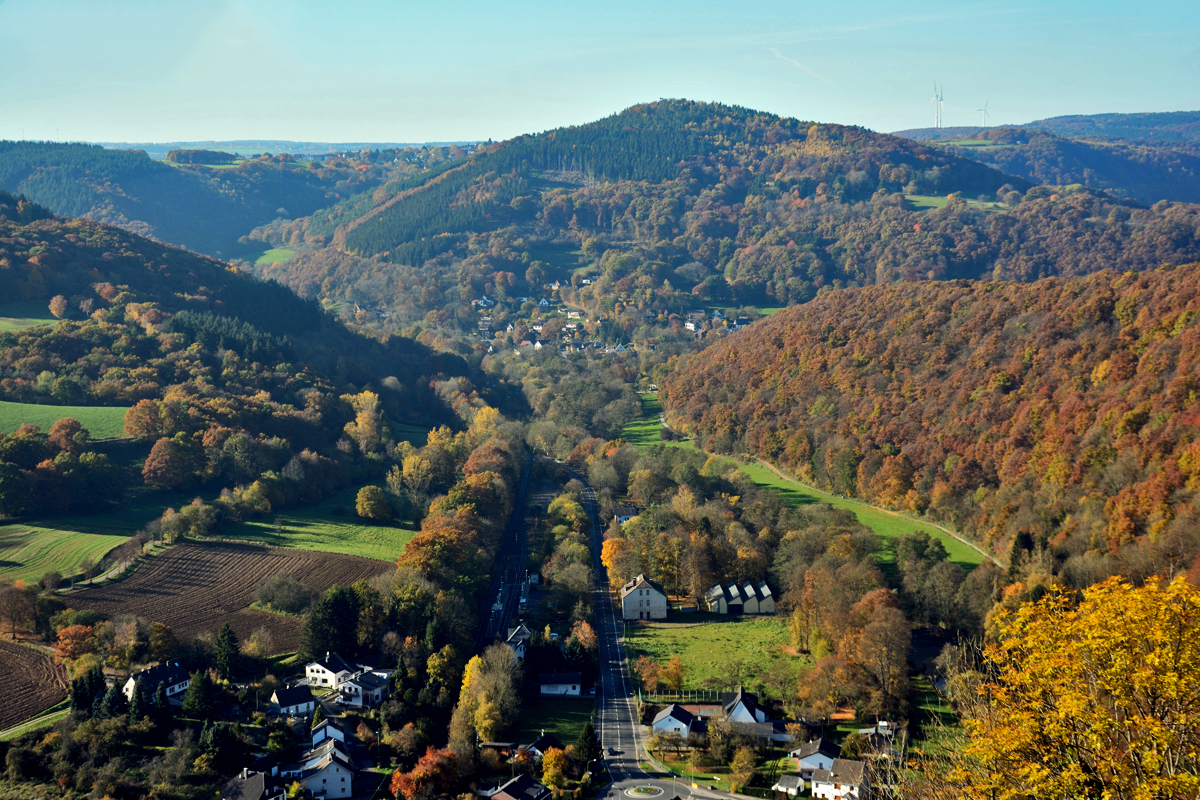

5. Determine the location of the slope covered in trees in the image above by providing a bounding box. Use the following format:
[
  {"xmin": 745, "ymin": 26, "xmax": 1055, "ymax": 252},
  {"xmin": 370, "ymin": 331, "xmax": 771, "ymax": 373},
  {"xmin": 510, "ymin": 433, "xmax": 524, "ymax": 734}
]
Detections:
[
  {"xmin": 0, "ymin": 141, "xmax": 428, "ymax": 258},
  {"xmin": 255, "ymin": 101, "xmax": 1200, "ymax": 342},
  {"xmin": 895, "ymin": 127, "xmax": 1200, "ymax": 205},
  {"xmin": 662, "ymin": 265, "xmax": 1200, "ymax": 585}
]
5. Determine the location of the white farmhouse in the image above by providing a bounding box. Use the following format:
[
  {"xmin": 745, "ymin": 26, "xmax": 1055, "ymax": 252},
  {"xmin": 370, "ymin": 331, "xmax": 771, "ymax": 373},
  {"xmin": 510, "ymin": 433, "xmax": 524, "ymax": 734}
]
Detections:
[
  {"xmin": 620, "ymin": 574, "xmax": 668, "ymax": 620},
  {"xmin": 811, "ymin": 758, "xmax": 868, "ymax": 800},
  {"xmin": 270, "ymin": 686, "xmax": 315, "ymax": 717},
  {"xmin": 124, "ymin": 662, "xmax": 190, "ymax": 705},
  {"xmin": 538, "ymin": 672, "xmax": 581, "ymax": 696},
  {"xmin": 306, "ymin": 652, "xmax": 354, "ymax": 690},
  {"xmin": 651, "ymin": 704, "xmax": 696, "ymax": 736}
]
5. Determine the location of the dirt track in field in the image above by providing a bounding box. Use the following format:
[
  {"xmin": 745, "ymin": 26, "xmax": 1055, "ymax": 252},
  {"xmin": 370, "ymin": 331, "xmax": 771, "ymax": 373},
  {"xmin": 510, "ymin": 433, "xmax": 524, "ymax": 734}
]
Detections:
[
  {"xmin": 0, "ymin": 639, "xmax": 67, "ymax": 730},
  {"xmin": 71, "ymin": 541, "xmax": 391, "ymax": 653}
]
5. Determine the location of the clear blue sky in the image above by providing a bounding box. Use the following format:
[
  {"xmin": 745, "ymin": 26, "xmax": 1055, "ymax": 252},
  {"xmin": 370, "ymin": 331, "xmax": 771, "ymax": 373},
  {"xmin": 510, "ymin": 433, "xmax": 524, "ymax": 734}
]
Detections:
[{"xmin": 0, "ymin": 0, "xmax": 1196, "ymax": 143}]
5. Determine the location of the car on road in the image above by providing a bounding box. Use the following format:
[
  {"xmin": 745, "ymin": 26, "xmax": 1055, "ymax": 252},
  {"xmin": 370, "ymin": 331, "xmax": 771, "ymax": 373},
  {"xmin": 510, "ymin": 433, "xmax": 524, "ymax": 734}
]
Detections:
[{"xmin": 607, "ymin": 746, "xmax": 619, "ymax": 755}]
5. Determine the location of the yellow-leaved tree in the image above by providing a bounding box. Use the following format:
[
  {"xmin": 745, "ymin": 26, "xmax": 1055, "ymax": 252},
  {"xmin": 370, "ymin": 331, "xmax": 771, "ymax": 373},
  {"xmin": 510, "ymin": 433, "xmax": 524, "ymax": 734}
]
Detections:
[{"xmin": 910, "ymin": 576, "xmax": 1200, "ymax": 800}]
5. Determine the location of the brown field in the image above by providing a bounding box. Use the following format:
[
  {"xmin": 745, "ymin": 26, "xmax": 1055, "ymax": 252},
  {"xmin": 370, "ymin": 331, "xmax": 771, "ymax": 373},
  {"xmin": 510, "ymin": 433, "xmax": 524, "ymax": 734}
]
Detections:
[
  {"xmin": 0, "ymin": 639, "xmax": 67, "ymax": 730},
  {"xmin": 71, "ymin": 541, "xmax": 390, "ymax": 653}
]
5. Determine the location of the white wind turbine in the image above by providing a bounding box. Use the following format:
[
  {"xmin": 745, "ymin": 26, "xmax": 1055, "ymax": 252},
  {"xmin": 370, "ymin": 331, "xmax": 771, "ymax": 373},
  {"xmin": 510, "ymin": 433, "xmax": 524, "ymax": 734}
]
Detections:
[{"xmin": 977, "ymin": 101, "xmax": 990, "ymax": 127}]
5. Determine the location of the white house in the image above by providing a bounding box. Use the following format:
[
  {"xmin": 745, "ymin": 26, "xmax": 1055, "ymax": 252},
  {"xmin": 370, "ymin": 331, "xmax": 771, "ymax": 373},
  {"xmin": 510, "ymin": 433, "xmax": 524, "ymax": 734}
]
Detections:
[
  {"xmin": 312, "ymin": 719, "xmax": 348, "ymax": 746},
  {"xmin": 270, "ymin": 686, "xmax": 315, "ymax": 717},
  {"xmin": 811, "ymin": 758, "xmax": 868, "ymax": 800},
  {"xmin": 705, "ymin": 582, "xmax": 774, "ymax": 615},
  {"xmin": 614, "ymin": 503, "xmax": 640, "ymax": 524},
  {"xmin": 539, "ymin": 672, "xmax": 581, "ymax": 696},
  {"xmin": 506, "ymin": 623, "xmax": 533, "ymax": 660},
  {"xmin": 124, "ymin": 662, "xmax": 190, "ymax": 705},
  {"xmin": 340, "ymin": 670, "xmax": 390, "ymax": 708},
  {"xmin": 306, "ymin": 653, "xmax": 354, "ymax": 690},
  {"xmin": 723, "ymin": 687, "xmax": 768, "ymax": 723},
  {"xmin": 771, "ymin": 775, "xmax": 805, "ymax": 796},
  {"xmin": 791, "ymin": 739, "xmax": 841, "ymax": 778},
  {"xmin": 280, "ymin": 738, "xmax": 358, "ymax": 800},
  {"xmin": 490, "ymin": 774, "xmax": 552, "ymax": 800},
  {"xmin": 523, "ymin": 732, "xmax": 563, "ymax": 759},
  {"xmin": 620, "ymin": 574, "xmax": 668, "ymax": 620},
  {"xmin": 651, "ymin": 704, "xmax": 695, "ymax": 736}
]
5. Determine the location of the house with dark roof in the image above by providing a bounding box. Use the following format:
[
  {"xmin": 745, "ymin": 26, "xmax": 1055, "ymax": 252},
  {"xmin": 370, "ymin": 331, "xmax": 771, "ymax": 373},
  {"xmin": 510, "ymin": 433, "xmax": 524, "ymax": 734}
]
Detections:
[
  {"xmin": 811, "ymin": 758, "xmax": 868, "ymax": 799},
  {"xmin": 539, "ymin": 672, "xmax": 581, "ymax": 696},
  {"xmin": 340, "ymin": 669, "xmax": 390, "ymax": 708},
  {"xmin": 506, "ymin": 623, "xmax": 533, "ymax": 659},
  {"xmin": 488, "ymin": 774, "xmax": 551, "ymax": 800},
  {"xmin": 279, "ymin": 737, "xmax": 360, "ymax": 799},
  {"xmin": 651, "ymin": 703, "xmax": 696, "ymax": 736},
  {"xmin": 705, "ymin": 582, "xmax": 774, "ymax": 615},
  {"xmin": 723, "ymin": 686, "xmax": 768, "ymax": 723},
  {"xmin": 221, "ymin": 768, "xmax": 286, "ymax": 800},
  {"xmin": 620, "ymin": 573, "xmax": 667, "ymax": 620},
  {"xmin": 270, "ymin": 685, "xmax": 315, "ymax": 717},
  {"xmin": 523, "ymin": 731, "xmax": 563, "ymax": 758},
  {"xmin": 123, "ymin": 662, "xmax": 190, "ymax": 705},
  {"xmin": 790, "ymin": 738, "xmax": 841, "ymax": 777},
  {"xmin": 305, "ymin": 652, "xmax": 355, "ymax": 689},
  {"xmin": 613, "ymin": 503, "xmax": 640, "ymax": 524},
  {"xmin": 312, "ymin": 718, "xmax": 349, "ymax": 746}
]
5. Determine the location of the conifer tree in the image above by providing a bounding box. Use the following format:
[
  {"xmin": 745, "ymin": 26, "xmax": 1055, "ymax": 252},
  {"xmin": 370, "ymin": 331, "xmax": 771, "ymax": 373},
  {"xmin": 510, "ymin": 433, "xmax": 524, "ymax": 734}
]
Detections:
[
  {"xmin": 213, "ymin": 622, "xmax": 240, "ymax": 681},
  {"xmin": 182, "ymin": 671, "xmax": 214, "ymax": 719}
]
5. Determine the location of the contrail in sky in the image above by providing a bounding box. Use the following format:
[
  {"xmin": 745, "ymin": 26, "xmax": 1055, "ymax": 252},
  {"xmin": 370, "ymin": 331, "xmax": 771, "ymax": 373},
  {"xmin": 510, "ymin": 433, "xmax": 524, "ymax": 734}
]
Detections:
[{"xmin": 769, "ymin": 48, "xmax": 834, "ymax": 85}]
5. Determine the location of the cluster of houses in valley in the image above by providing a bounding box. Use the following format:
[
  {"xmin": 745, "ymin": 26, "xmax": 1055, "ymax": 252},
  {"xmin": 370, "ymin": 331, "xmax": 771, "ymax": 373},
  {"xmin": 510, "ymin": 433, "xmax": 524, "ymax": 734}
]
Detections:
[{"xmin": 112, "ymin": 650, "xmax": 395, "ymax": 800}]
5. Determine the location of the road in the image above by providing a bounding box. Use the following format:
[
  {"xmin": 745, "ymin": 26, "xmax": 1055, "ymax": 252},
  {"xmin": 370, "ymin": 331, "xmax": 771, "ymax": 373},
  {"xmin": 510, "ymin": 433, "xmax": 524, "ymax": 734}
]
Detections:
[
  {"xmin": 575, "ymin": 470, "xmax": 735, "ymax": 800},
  {"xmin": 472, "ymin": 456, "xmax": 534, "ymax": 655}
]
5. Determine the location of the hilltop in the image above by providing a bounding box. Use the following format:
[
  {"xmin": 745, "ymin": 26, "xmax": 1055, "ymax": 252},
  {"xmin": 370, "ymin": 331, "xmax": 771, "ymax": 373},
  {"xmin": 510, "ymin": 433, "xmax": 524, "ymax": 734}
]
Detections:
[{"xmin": 662, "ymin": 264, "xmax": 1200, "ymax": 583}]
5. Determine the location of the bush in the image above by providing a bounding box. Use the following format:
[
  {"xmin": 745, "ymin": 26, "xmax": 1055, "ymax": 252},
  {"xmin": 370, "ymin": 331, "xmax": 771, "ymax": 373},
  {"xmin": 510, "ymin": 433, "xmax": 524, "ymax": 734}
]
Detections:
[
  {"xmin": 254, "ymin": 573, "xmax": 312, "ymax": 615},
  {"xmin": 356, "ymin": 486, "xmax": 391, "ymax": 521}
]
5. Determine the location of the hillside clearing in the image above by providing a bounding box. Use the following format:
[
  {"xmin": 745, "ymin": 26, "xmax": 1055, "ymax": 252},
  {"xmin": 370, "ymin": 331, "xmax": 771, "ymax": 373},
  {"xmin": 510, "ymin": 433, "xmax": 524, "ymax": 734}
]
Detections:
[
  {"xmin": 0, "ymin": 401, "xmax": 129, "ymax": 438},
  {"xmin": 0, "ymin": 302, "xmax": 57, "ymax": 332},
  {"xmin": 255, "ymin": 247, "xmax": 296, "ymax": 265},
  {"xmin": 0, "ymin": 526, "xmax": 128, "ymax": 585}
]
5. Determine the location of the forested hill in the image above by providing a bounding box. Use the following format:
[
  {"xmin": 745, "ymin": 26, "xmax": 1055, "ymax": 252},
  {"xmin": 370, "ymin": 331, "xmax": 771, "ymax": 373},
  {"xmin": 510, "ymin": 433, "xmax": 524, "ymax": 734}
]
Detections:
[
  {"xmin": 892, "ymin": 126, "xmax": 1200, "ymax": 205},
  {"xmin": 0, "ymin": 141, "xmax": 409, "ymax": 259},
  {"xmin": 1025, "ymin": 110, "xmax": 1200, "ymax": 144},
  {"xmin": 0, "ymin": 191, "xmax": 463, "ymax": 421},
  {"xmin": 662, "ymin": 265, "xmax": 1200, "ymax": 583}
]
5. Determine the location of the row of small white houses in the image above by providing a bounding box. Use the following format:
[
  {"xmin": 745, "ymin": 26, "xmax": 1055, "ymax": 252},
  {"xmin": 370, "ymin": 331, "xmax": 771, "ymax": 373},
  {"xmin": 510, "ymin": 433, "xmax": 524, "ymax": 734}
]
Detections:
[{"xmin": 617, "ymin": 574, "xmax": 776, "ymax": 620}]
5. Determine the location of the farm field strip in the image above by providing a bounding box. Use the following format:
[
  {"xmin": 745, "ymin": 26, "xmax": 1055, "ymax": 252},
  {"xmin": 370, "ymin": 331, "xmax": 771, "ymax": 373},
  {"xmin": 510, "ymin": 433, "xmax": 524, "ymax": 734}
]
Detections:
[
  {"xmin": 0, "ymin": 640, "xmax": 68, "ymax": 731},
  {"xmin": 0, "ymin": 400, "xmax": 130, "ymax": 438},
  {"xmin": 0, "ymin": 525, "xmax": 128, "ymax": 584},
  {"xmin": 71, "ymin": 541, "xmax": 392, "ymax": 653},
  {"xmin": 0, "ymin": 301, "xmax": 58, "ymax": 332}
]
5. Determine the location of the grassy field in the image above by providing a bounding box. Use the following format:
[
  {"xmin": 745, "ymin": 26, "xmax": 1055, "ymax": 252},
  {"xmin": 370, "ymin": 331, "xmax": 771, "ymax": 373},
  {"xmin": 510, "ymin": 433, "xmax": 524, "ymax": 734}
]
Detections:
[
  {"xmin": 513, "ymin": 695, "xmax": 595, "ymax": 745},
  {"xmin": 625, "ymin": 616, "xmax": 805, "ymax": 693},
  {"xmin": 220, "ymin": 484, "xmax": 417, "ymax": 562},
  {"xmin": 0, "ymin": 302, "xmax": 58, "ymax": 332},
  {"xmin": 905, "ymin": 194, "xmax": 1009, "ymax": 214},
  {"xmin": 255, "ymin": 247, "xmax": 296, "ymax": 265},
  {"xmin": 0, "ymin": 401, "xmax": 129, "ymax": 438},
  {"xmin": 623, "ymin": 395, "xmax": 988, "ymax": 568},
  {"xmin": 0, "ymin": 526, "xmax": 128, "ymax": 585},
  {"xmin": 393, "ymin": 421, "xmax": 433, "ymax": 447},
  {"xmin": 622, "ymin": 394, "xmax": 666, "ymax": 449}
]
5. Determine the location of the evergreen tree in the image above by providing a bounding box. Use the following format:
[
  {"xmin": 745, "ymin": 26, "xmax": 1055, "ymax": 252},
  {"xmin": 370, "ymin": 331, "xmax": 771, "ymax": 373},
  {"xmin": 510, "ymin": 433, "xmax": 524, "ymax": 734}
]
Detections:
[
  {"xmin": 311, "ymin": 705, "xmax": 326, "ymax": 730},
  {"xmin": 99, "ymin": 682, "xmax": 129, "ymax": 719},
  {"xmin": 154, "ymin": 681, "xmax": 170, "ymax": 718},
  {"xmin": 181, "ymin": 671, "xmax": 214, "ymax": 719},
  {"xmin": 575, "ymin": 721, "xmax": 602, "ymax": 772},
  {"xmin": 70, "ymin": 664, "xmax": 105, "ymax": 714},
  {"xmin": 129, "ymin": 677, "xmax": 147, "ymax": 721},
  {"xmin": 213, "ymin": 622, "xmax": 240, "ymax": 681}
]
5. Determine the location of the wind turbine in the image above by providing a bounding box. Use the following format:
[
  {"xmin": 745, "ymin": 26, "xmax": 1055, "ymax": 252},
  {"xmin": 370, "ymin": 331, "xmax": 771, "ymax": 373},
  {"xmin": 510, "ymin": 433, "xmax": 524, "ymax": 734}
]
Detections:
[
  {"xmin": 929, "ymin": 84, "xmax": 942, "ymax": 128},
  {"xmin": 977, "ymin": 101, "xmax": 990, "ymax": 127}
]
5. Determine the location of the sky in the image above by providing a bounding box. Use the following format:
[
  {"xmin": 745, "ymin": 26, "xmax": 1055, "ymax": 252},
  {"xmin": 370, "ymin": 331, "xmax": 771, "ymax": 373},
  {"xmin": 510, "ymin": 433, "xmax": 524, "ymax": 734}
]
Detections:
[{"xmin": 0, "ymin": 0, "xmax": 1196, "ymax": 143}]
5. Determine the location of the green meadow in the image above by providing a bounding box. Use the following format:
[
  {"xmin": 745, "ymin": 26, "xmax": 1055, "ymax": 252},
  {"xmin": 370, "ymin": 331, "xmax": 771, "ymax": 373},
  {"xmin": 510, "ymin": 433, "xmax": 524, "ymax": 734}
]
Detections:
[
  {"xmin": 0, "ymin": 525, "xmax": 128, "ymax": 585},
  {"xmin": 0, "ymin": 302, "xmax": 58, "ymax": 332},
  {"xmin": 0, "ymin": 401, "xmax": 130, "ymax": 438},
  {"xmin": 220, "ymin": 484, "xmax": 417, "ymax": 562},
  {"xmin": 254, "ymin": 247, "xmax": 296, "ymax": 265}
]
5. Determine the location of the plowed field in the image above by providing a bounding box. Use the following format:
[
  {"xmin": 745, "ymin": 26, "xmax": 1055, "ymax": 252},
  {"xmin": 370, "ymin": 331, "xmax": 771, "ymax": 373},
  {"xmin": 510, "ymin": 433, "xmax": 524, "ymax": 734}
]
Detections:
[
  {"xmin": 72, "ymin": 541, "xmax": 390, "ymax": 653},
  {"xmin": 0, "ymin": 639, "xmax": 67, "ymax": 730}
]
